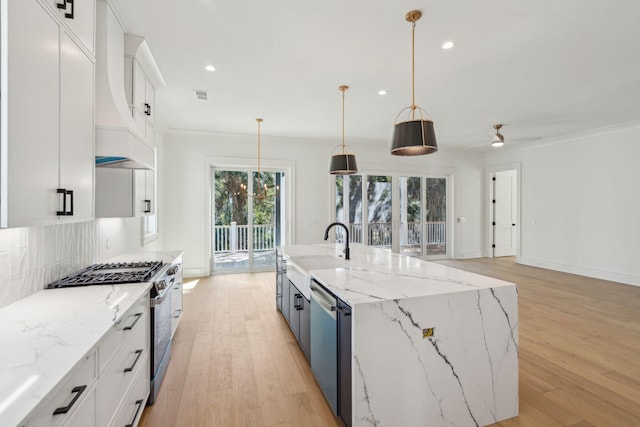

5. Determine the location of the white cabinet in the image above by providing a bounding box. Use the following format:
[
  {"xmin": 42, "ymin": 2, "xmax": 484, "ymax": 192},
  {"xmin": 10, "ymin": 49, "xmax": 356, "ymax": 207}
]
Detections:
[
  {"xmin": 170, "ymin": 264, "xmax": 183, "ymax": 338},
  {"xmin": 1, "ymin": 0, "xmax": 94, "ymax": 228},
  {"xmin": 23, "ymin": 351, "xmax": 98, "ymax": 427},
  {"xmin": 124, "ymin": 56, "xmax": 156, "ymax": 146},
  {"xmin": 44, "ymin": 0, "xmax": 95, "ymax": 54},
  {"xmin": 95, "ymin": 167, "xmax": 154, "ymax": 218},
  {"xmin": 97, "ymin": 293, "xmax": 150, "ymax": 427},
  {"xmin": 59, "ymin": 31, "xmax": 95, "ymax": 221}
]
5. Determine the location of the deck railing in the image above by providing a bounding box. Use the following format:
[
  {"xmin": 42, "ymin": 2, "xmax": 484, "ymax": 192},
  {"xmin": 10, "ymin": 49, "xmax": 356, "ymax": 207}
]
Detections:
[
  {"xmin": 337, "ymin": 221, "xmax": 446, "ymax": 247},
  {"xmin": 214, "ymin": 221, "xmax": 446, "ymax": 253},
  {"xmin": 214, "ymin": 223, "xmax": 275, "ymax": 253}
]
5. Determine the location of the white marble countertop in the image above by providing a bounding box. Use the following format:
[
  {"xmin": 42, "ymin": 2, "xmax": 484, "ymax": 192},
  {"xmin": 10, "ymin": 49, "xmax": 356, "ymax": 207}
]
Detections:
[
  {"xmin": 0, "ymin": 250, "xmax": 182, "ymax": 427},
  {"xmin": 281, "ymin": 244, "xmax": 516, "ymax": 305}
]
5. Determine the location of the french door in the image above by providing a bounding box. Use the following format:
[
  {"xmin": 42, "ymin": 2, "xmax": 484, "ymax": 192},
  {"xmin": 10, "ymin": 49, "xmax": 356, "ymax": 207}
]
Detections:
[
  {"xmin": 334, "ymin": 174, "xmax": 451, "ymax": 259},
  {"xmin": 212, "ymin": 168, "xmax": 286, "ymax": 273}
]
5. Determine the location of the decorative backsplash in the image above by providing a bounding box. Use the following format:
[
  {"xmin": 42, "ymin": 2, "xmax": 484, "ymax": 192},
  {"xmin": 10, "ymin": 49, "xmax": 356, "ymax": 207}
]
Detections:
[{"xmin": 0, "ymin": 218, "xmax": 154, "ymax": 308}]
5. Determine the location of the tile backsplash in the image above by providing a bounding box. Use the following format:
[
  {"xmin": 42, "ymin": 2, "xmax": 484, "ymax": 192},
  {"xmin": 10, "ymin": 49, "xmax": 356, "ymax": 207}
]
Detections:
[{"xmin": 0, "ymin": 218, "xmax": 156, "ymax": 308}]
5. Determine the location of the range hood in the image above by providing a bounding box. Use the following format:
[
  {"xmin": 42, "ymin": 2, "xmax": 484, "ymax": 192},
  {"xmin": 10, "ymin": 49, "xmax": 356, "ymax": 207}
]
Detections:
[{"xmin": 95, "ymin": 0, "xmax": 164, "ymax": 169}]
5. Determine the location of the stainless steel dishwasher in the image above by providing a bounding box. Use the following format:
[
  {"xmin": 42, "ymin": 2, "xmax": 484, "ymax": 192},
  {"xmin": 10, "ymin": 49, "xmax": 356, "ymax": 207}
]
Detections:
[{"xmin": 310, "ymin": 280, "xmax": 338, "ymax": 414}]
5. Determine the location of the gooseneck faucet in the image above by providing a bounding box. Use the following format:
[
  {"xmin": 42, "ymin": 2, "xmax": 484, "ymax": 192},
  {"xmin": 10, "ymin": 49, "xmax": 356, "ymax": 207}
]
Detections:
[{"xmin": 324, "ymin": 222, "xmax": 350, "ymax": 260}]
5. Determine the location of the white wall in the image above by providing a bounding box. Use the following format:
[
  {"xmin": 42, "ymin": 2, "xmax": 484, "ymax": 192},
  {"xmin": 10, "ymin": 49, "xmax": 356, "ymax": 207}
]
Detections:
[
  {"xmin": 485, "ymin": 121, "xmax": 640, "ymax": 286},
  {"xmin": 162, "ymin": 130, "xmax": 486, "ymax": 276}
]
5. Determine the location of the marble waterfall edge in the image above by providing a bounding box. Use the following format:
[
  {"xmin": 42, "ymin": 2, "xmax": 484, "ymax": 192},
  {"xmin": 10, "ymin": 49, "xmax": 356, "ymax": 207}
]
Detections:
[{"xmin": 352, "ymin": 286, "xmax": 518, "ymax": 427}]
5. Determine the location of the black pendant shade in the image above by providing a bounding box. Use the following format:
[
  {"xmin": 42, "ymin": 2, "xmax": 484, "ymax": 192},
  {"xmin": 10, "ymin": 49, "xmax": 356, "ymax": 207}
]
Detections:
[
  {"xmin": 391, "ymin": 119, "xmax": 438, "ymax": 156},
  {"xmin": 329, "ymin": 153, "xmax": 358, "ymax": 175}
]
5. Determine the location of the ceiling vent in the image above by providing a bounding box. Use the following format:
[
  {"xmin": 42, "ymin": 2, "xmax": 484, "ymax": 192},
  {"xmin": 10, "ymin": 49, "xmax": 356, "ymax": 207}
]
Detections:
[{"xmin": 194, "ymin": 90, "xmax": 209, "ymax": 101}]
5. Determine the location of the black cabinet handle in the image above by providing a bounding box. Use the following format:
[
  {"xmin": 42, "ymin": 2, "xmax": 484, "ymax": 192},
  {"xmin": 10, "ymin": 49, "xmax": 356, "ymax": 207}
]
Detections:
[
  {"xmin": 144, "ymin": 103, "xmax": 151, "ymax": 116},
  {"xmin": 57, "ymin": 188, "xmax": 66, "ymax": 216},
  {"xmin": 57, "ymin": 0, "xmax": 74, "ymax": 19},
  {"xmin": 53, "ymin": 385, "xmax": 86, "ymax": 415},
  {"xmin": 125, "ymin": 399, "xmax": 145, "ymax": 427},
  {"xmin": 295, "ymin": 294, "xmax": 304, "ymax": 310},
  {"xmin": 173, "ymin": 309, "xmax": 183, "ymax": 318},
  {"xmin": 512, "ymin": 223, "xmax": 516, "ymax": 226},
  {"xmin": 123, "ymin": 313, "xmax": 143, "ymax": 331},
  {"xmin": 67, "ymin": 190, "xmax": 74, "ymax": 216},
  {"xmin": 124, "ymin": 349, "xmax": 143, "ymax": 373},
  {"xmin": 337, "ymin": 307, "xmax": 351, "ymax": 316},
  {"xmin": 57, "ymin": 189, "xmax": 74, "ymax": 216},
  {"xmin": 144, "ymin": 199, "xmax": 151, "ymax": 213}
]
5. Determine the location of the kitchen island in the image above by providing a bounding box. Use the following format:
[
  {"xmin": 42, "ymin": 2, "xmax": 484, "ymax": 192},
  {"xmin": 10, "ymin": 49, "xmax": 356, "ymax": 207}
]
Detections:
[{"xmin": 279, "ymin": 244, "xmax": 518, "ymax": 427}]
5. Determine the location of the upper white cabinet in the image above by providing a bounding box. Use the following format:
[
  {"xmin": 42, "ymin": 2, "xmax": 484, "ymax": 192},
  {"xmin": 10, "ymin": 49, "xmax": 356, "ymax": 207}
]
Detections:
[
  {"xmin": 0, "ymin": 0, "xmax": 95, "ymax": 228},
  {"xmin": 124, "ymin": 34, "xmax": 164, "ymax": 147},
  {"xmin": 95, "ymin": 164, "xmax": 155, "ymax": 218},
  {"xmin": 44, "ymin": 0, "xmax": 95, "ymax": 54}
]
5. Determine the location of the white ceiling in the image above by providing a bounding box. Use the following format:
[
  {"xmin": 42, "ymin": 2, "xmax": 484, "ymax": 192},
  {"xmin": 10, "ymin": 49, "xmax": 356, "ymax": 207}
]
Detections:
[{"xmin": 110, "ymin": 0, "xmax": 640, "ymax": 152}]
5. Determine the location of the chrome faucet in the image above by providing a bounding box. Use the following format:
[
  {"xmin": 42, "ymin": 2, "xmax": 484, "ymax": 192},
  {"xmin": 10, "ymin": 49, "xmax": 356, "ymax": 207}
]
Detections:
[{"xmin": 324, "ymin": 222, "xmax": 350, "ymax": 260}]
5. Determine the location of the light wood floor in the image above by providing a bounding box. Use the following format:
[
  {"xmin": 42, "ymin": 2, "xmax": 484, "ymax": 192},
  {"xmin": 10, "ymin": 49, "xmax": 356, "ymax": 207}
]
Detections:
[{"xmin": 139, "ymin": 258, "xmax": 640, "ymax": 427}]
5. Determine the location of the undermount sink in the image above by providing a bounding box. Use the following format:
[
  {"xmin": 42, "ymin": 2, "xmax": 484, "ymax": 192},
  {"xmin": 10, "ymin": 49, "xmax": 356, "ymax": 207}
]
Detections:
[{"xmin": 289, "ymin": 255, "xmax": 349, "ymax": 272}]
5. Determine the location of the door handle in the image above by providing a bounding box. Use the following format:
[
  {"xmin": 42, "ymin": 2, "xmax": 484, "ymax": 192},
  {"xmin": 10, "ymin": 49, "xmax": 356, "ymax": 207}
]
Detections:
[
  {"xmin": 57, "ymin": 0, "xmax": 74, "ymax": 19},
  {"xmin": 57, "ymin": 188, "xmax": 66, "ymax": 216}
]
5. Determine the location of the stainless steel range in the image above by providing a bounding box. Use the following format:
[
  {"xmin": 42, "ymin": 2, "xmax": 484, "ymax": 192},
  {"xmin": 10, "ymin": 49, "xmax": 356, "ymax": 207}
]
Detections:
[{"xmin": 46, "ymin": 259, "xmax": 180, "ymax": 405}]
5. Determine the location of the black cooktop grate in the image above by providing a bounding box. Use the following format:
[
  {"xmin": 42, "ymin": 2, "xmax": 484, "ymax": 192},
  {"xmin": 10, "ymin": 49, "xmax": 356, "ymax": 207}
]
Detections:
[{"xmin": 47, "ymin": 261, "xmax": 164, "ymax": 288}]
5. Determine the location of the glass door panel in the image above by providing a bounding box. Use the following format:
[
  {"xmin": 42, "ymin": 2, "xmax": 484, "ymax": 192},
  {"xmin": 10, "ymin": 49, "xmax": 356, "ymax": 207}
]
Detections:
[
  {"xmin": 367, "ymin": 175, "xmax": 392, "ymax": 248},
  {"xmin": 426, "ymin": 178, "xmax": 447, "ymax": 256},
  {"xmin": 399, "ymin": 176, "xmax": 422, "ymax": 256},
  {"xmin": 252, "ymin": 171, "xmax": 278, "ymax": 269},
  {"xmin": 213, "ymin": 170, "xmax": 249, "ymax": 271},
  {"xmin": 334, "ymin": 175, "xmax": 363, "ymax": 243}
]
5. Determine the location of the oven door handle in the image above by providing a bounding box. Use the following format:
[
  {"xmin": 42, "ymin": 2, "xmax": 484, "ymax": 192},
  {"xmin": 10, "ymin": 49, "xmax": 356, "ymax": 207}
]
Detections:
[{"xmin": 151, "ymin": 292, "xmax": 169, "ymax": 307}]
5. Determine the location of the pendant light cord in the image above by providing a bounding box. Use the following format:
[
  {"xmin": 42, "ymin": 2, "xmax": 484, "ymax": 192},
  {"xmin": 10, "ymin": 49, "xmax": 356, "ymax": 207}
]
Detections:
[
  {"xmin": 256, "ymin": 118, "xmax": 263, "ymax": 197},
  {"xmin": 411, "ymin": 20, "xmax": 416, "ymax": 120},
  {"xmin": 339, "ymin": 85, "xmax": 348, "ymax": 155},
  {"xmin": 342, "ymin": 88, "xmax": 346, "ymax": 154}
]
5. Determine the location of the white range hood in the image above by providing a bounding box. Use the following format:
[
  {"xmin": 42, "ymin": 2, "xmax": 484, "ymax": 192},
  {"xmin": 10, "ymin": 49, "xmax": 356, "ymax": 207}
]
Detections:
[{"xmin": 95, "ymin": 0, "xmax": 163, "ymax": 169}]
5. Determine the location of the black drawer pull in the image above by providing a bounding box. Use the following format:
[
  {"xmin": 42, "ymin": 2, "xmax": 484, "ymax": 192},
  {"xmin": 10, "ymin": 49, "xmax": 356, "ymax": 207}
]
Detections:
[
  {"xmin": 53, "ymin": 385, "xmax": 86, "ymax": 415},
  {"xmin": 123, "ymin": 313, "xmax": 143, "ymax": 331},
  {"xmin": 125, "ymin": 399, "xmax": 145, "ymax": 427},
  {"xmin": 144, "ymin": 199, "xmax": 151, "ymax": 213},
  {"xmin": 124, "ymin": 349, "xmax": 143, "ymax": 373}
]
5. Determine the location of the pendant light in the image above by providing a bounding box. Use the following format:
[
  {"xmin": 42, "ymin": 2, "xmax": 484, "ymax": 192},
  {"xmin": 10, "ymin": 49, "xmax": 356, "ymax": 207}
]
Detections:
[
  {"xmin": 329, "ymin": 85, "xmax": 358, "ymax": 175},
  {"xmin": 491, "ymin": 124, "xmax": 505, "ymax": 147},
  {"xmin": 391, "ymin": 10, "xmax": 438, "ymax": 156}
]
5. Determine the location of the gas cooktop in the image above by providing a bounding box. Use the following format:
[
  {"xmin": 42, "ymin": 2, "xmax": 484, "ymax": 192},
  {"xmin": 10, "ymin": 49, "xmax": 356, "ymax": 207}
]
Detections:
[{"xmin": 46, "ymin": 261, "xmax": 164, "ymax": 289}]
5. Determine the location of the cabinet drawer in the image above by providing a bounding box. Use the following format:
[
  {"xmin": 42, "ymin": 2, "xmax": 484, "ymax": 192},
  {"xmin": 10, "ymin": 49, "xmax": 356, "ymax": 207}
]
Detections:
[
  {"xmin": 26, "ymin": 350, "xmax": 97, "ymax": 427},
  {"xmin": 109, "ymin": 353, "xmax": 150, "ymax": 427},
  {"xmin": 99, "ymin": 293, "xmax": 149, "ymax": 373},
  {"xmin": 62, "ymin": 384, "xmax": 96, "ymax": 427},
  {"xmin": 98, "ymin": 312, "xmax": 149, "ymax": 426}
]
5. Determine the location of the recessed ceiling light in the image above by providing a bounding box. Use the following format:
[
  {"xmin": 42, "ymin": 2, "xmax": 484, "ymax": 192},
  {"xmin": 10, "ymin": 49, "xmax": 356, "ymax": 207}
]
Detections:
[
  {"xmin": 442, "ymin": 41, "xmax": 454, "ymax": 50},
  {"xmin": 205, "ymin": 65, "xmax": 216, "ymax": 71},
  {"xmin": 378, "ymin": 90, "xmax": 388, "ymax": 96}
]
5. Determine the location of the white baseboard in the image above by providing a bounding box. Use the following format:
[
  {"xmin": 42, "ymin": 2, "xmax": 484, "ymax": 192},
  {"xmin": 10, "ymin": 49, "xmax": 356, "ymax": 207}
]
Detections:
[
  {"xmin": 519, "ymin": 256, "xmax": 640, "ymax": 287},
  {"xmin": 184, "ymin": 267, "xmax": 208, "ymax": 278},
  {"xmin": 454, "ymin": 251, "xmax": 484, "ymax": 259}
]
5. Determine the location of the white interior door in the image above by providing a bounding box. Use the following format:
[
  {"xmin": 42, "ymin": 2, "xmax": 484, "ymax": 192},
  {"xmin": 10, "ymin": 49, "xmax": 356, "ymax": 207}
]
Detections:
[{"xmin": 493, "ymin": 171, "xmax": 517, "ymax": 257}]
